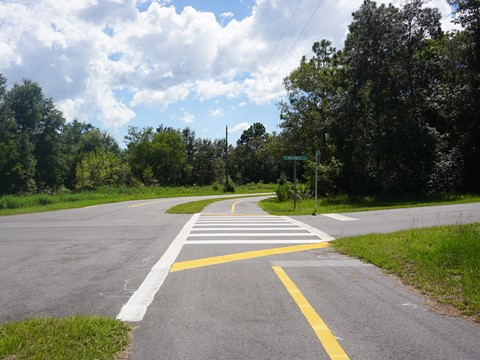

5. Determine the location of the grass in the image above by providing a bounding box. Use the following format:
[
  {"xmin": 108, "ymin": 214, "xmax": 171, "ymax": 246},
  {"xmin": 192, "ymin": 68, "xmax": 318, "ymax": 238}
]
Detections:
[
  {"xmin": 0, "ymin": 184, "xmax": 275, "ymax": 216},
  {"xmin": 259, "ymin": 193, "xmax": 480, "ymax": 215},
  {"xmin": 166, "ymin": 193, "xmax": 274, "ymax": 214},
  {"xmin": 332, "ymin": 223, "xmax": 480, "ymax": 321},
  {"xmin": 0, "ymin": 315, "xmax": 131, "ymax": 360}
]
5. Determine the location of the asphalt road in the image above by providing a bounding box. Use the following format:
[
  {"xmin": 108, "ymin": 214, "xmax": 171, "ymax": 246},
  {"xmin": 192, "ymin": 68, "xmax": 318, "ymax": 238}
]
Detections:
[
  {"xmin": 0, "ymin": 194, "xmax": 265, "ymax": 322},
  {"xmin": 1, "ymin": 197, "xmax": 479, "ymax": 359}
]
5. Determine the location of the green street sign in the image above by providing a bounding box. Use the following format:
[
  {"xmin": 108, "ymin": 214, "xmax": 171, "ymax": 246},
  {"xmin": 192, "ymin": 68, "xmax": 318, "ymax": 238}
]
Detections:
[{"xmin": 283, "ymin": 155, "xmax": 307, "ymax": 161}]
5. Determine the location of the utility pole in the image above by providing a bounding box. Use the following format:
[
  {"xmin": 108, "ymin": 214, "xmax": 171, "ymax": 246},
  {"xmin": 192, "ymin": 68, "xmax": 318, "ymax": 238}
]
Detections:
[{"xmin": 225, "ymin": 126, "xmax": 228, "ymax": 192}]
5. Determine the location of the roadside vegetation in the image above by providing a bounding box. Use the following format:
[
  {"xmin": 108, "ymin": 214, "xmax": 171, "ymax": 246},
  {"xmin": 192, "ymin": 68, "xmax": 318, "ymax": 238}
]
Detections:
[
  {"xmin": 332, "ymin": 223, "xmax": 480, "ymax": 322},
  {"xmin": 0, "ymin": 184, "xmax": 274, "ymax": 216},
  {"xmin": 260, "ymin": 193, "xmax": 480, "ymax": 216},
  {"xmin": 0, "ymin": 315, "xmax": 130, "ymax": 360}
]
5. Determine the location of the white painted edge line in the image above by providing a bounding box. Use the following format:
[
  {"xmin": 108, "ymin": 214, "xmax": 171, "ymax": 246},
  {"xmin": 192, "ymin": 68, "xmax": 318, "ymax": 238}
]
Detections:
[
  {"xmin": 284, "ymin": 216, "xmax": 336, "ymax": 241},
  {"xmin": 322, "ymin": 213, "xmax": 358, "ymax": 221},
  {"xmin": 185, "ymin": 240, "xmax": 330, "ymax": 244},
  {"xmin": 116, "ymin": 213, "xmax": 200, "ymax": 322}
]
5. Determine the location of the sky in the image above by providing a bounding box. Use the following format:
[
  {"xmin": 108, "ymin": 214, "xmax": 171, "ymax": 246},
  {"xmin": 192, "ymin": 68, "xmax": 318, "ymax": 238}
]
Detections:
[{"xmin": 0, "ymin": 0, "xmax": 458, "ymax": 146}]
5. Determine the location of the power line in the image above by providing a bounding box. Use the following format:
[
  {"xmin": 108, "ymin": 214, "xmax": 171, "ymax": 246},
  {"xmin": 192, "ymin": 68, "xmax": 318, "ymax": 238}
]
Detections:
[
  {"xmin": 236, "ymin": 0, "xmax": 326, "ymax": 128},
  {"xmin": 270, "ymin": 0, "xmax": 326, "ymax": 81},
  {"xmin": 237, "ymin": 0, "xmax": 304, "ymax": 127},
  {"xmin": 263, "ymin": 0, "xmax": 304, "ymax": 69}
]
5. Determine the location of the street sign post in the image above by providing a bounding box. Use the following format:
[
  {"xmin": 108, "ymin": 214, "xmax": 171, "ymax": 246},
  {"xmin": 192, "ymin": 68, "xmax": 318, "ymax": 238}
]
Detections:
[
  {"xmin": 283, "ymin": 155, "xmax": 307, "ymax": 210},
  {"xmin": 314, "ymin": 150, "xmax": 320, "ymax": 215}
]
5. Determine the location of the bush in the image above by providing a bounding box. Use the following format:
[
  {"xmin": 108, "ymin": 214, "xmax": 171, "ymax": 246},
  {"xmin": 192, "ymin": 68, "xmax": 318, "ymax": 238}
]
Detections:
[
  {"xmin": 36, "ymin": 195, "xmax": 55, "ymax": 206},
  {"xmin": 223, "ymin": 176, "xmax": 236, "ymax": 193},
  {"xmin": 0, "ymin": 196, "xmax": 21, "ymax": 209},
  {"xmin": 296, "ymin": 183, "xmax": 312, "ymax": 200},
  {"xmin": 304, "ymin": 157, "xmax": 343, "ymax": 197},
  {"xmin": 211, "ymin": 181, "xmax": 222, "ymax": 191},
  {"xmin": 276, "ymin": 182, "xmax": 292, "ymax": 202}
]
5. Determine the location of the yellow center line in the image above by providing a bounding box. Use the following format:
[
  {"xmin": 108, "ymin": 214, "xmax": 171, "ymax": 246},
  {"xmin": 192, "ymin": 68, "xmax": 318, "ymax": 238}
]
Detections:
[
  {"xmin": 272, "ymin": 266, "xmax": 350, "ymax": 360},
  {"xmin": 230, "ymin": 200, "xmax": 242, "ymax": 213},
  {"xmin": 128, "ymin": 199, "xmax": 169, "ymax": 208},
  {"xmin": 170, "ymin": 242, "xmax": 330, "ymax": 272}
]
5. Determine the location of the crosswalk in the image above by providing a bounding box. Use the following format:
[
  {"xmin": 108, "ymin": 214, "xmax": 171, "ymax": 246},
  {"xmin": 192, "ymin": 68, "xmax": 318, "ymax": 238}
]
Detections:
[{"xmin": 184, "ymin": 215, "xmax": 334, "ymax": 245}]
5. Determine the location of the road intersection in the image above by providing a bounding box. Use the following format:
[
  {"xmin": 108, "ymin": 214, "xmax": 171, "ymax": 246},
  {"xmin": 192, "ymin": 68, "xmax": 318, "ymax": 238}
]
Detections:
[{"xmin": 0, "ymin": 196, "xmax": 479, "ymax": 359}]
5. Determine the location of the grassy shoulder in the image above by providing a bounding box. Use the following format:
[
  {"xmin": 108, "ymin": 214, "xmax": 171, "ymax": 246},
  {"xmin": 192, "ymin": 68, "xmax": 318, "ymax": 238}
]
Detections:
[
  {"xmin": 0, "ymin": 184, "xmax": 274, "ymax": 216},
  {"xmin": 332, "ymin": 223, "xmax": 480, "ymax": 322},
  {"xmin": 259, "ymin": 193, "xmax": 480, "ymax": 215},
  {"xmin": 0, "ymin": 315, "xmax": 131, "ymax": 360},
  {"xmin": 166, "ymin": 193, "xmax": 274, "ymax": 214}
]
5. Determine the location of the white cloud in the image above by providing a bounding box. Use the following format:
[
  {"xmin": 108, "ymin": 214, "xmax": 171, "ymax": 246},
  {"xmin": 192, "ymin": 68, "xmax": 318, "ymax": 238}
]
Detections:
[
  {"xmin": 196, "ymin": 80, "xmax": 242, "ymax": 100},
  {"xmin": 181, "ymin": 110, "xmax": 195, "ymax": 124},
  {"xmin": 0, "ymin": 0, "xmax": 458, "ymax": 130},
  {"xmin": 130, "ymin": 83, "xmax": 192, "ymax": 110},
  {"xmin": 229, "ymin": 122, "xmax": 250, "ymax": 133},
  {"xmin": 209, "ymin": 108, "xmax": 224, "ymax": 117},
  {"xmin": 56, "ymin": 98, "xmax": 85, "ymax": 122},
  {"xmin": 98, "ymin": 96, "xmax": 137, "ymax": 128}
]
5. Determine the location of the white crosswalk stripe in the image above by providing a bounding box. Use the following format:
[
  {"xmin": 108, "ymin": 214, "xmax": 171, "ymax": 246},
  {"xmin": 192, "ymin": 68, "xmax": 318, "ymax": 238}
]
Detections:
[
  {"xmin": 184, "ymin": 215, "xmax": 334, "ymax": 245},
  {"xmin": 322, "ymin": 213, "xmax": 358, "ymax": 221}
]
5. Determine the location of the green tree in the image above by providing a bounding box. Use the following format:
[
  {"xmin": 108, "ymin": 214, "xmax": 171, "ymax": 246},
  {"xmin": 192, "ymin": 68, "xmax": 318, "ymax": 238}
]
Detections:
[
  {"xmin": 181, "ymin": 127, "xmax": 196, "ymax": 184},
  {"xmin": 150, "ymin": 130, "xmax": 188, "ymax": 185},
  {"xmin": 62, "ymin": 120, "xmax": 121, "ymax": 189},
  {"xmin": 232, "ymin": 123, "xmax": 270, "ymax": 184},
  {"xmin": 75, "ymin": 149, "xmax": 122, "ymax": 190},
  {"xmin": 446, "ymin": 0, "xmax": 480, "ymax": 191},
  {"xmin": 279, "ymin": 40, "xmax": 338, "ymax": 156},
  {"xmin": 124, "ymin": 126, "xmax": 155, "ymax": 183},
  {"xmin": 191, "ymin": 138, "xmax": 217, "ymax": 185},
  {"xmin": 1, "ymin": 78, "xmax": 67, "ymax": 192},
  {"xmin": 333, "ymin": 0, "xmax": 442, "ymax": 194},
  {"xmin": 124, "ymin": 126, "xmax": 188, "ymax": 186}
]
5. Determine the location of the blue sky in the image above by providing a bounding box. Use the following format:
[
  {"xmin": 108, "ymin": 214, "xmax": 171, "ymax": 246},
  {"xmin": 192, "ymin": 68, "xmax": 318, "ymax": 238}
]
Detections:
[{"xmin": 0, "ymin": 0, "xmax": 457, "ymax": 146}]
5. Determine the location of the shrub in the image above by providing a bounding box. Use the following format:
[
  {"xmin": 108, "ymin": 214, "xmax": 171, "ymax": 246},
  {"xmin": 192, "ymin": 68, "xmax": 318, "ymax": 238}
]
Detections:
[
  {"xmin": 211, "ymin": 181, "xmax": 222, "ymax": 191},
  {"xmin": 224, "ymin": 176, "xmax": 236, "ymax": 193},
  {"xmin": 296, "ymin": 183, "xmax": 312, "ymax": 200},
  {"xmin": 276, "ymin": 182, "xmax": 292, "ymax": 202}
]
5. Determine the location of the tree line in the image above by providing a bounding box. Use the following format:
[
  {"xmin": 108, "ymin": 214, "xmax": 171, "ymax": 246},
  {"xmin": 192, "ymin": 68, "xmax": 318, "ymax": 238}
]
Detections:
[
  {"xmin": 1, "ymin": 0, "xmax": 478, "ymax": 197},
  {"xmin": 279, "ymin": 0, "xmax": 480, "ymax": 195},
  {"xmin": 0, "ymin": 74, "xmax": 286, "ymax": 194}
]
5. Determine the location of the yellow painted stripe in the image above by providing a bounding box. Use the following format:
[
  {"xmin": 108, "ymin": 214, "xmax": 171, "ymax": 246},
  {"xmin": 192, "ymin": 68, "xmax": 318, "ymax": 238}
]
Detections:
[
  {"xmin": 170, "ymin": 243, "xmax": 330, "ymax": 272},
  {"xmin": 272, "ymin": 266, "xmax": 350, "ymax": 360},
  {"xmin": 129, "ymin": 199, "xmax": 169, "ymax": 208},
  {"xmin": 230, "ymin": 200, "xmax": 241, "ymax": 213}
]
